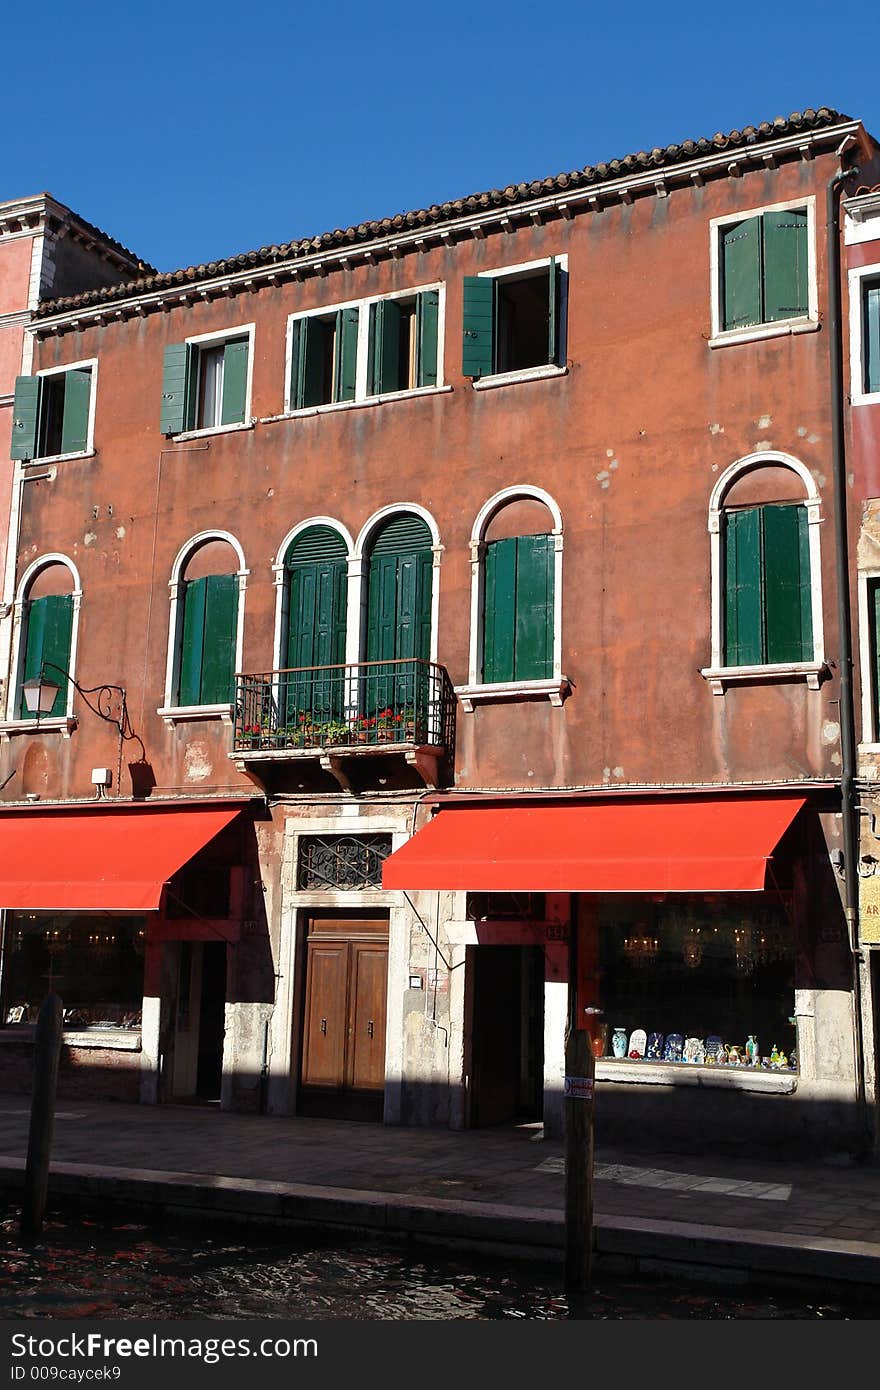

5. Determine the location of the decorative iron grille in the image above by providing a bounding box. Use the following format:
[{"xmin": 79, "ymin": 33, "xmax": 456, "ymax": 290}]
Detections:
[{"xmin": 297, "ymin": 834, "xmax": 393, "ymax": 891}]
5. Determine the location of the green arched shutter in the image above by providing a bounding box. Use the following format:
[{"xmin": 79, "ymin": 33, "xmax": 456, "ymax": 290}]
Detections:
[
  {"xmin": 284, "ymin": 526, "xmax": 348, "ymax": 722},
  {"xmin": 366, "ymin": 515, "xmax": 433, "ymax": 714}
]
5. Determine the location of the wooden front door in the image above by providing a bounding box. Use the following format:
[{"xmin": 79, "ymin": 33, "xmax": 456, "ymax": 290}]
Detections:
[{"xmin": 300, "ymin": 916, "xmax": 388, "ymax": 1120}]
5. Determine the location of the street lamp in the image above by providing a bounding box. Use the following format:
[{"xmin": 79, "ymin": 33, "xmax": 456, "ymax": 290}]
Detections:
[{"xmin": 21, "ymin": 661, "xmax": 144, "ymax": 757}]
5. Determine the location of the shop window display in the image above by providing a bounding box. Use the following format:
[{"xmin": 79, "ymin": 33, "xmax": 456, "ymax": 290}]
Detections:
[
  {"xmin": 595, "ymin": 894, "xmax": 797, "ymax": 1071},
  {"xmin": 2, "ymin": 914, "xmax": 145, "ymax": 1030}
]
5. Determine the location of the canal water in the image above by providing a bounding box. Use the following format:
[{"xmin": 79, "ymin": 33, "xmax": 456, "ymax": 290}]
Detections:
[{"xmin": 1, "ymin": 1203, "xmax": 878, "ymax": 1320}]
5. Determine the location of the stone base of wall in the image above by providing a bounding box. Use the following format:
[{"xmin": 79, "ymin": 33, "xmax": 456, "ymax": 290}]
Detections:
[{"xmin": 0, "ymin": 1041, "xmax": 142, "ymax": 1104}]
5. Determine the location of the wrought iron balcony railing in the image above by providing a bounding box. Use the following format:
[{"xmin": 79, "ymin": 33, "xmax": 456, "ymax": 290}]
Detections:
[{"xmin": 234, "ymin": 659, "xmax": 456, "ymax": 756}]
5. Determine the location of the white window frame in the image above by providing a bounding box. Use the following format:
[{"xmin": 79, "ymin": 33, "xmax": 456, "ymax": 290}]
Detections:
[
  {"xmin": 174, "ymin": 324, "xmax": 255, "ymax": 441},
  {"xmin": 283, "ymin": 283, "xmax": 447, "ymax": 416},
  {"xmin": 470, "ymin": 255, "xmax": 569, "ymax": 391},
  {"xmin": 848, "ymin": 263, "xmax": 880, "ymax": 406},
  {"xmin": 0, "ymin": 553, "xmax": 82, "ymax": 737},
  {"xmin": 158, "ymin": 530, "xmax": 249, "ymax": 724},
  {"xmin": 455, "ymin": 485, "xmax": 569, "ymax": 710},
  {"xmin": 708, "ymin": 197, "xmax": 818, "ymax": 349},
  {"xmin": 28, "ymin": 358, "xmax": 98, "ymax": 464},
  {"xmin": 700, "ymin": 452, "xmax": 826, "ymax": 695}
]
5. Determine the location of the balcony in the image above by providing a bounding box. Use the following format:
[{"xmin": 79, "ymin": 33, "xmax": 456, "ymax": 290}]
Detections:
[{"xmin": 232, "ymin": 659, "xmax": 456, "ymax": 791}]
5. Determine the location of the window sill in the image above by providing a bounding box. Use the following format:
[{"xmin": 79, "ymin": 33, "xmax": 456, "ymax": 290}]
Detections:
[
  {"xmin": 157, "ymin": 703, "xmax": 234, "ymax": 727},
  {"xmin": 18, "ymin": 449, "xmax": 95, "ymax": 467},
  {"xmin": 851, "ymin": 390, "xmax": 880, "ymax": 407},
  {"xmin": 471, "ymin": 363, "xmax": 568, "ymax": 391},
  {"xmin": 596, "ymin": 1059, "xmax": 797, "ymax": 1094},
  {"xmin": 707, "ymin": 318, "xmax": 819, "ymax": 350},
  {"xmin": 264, "ymin": 383, "xmax": 453, "ymax": 423},
  {"xmin": 0, "ymin": 1025, "xmax": 141, "ymax": 1052},
  {"xmin": 169, "ymin": 421, "xmax": 254, "ymax": 443},
  {"xmin": 0, "ymin": 716, "xmax": 76, "ymax": 740},
  {"xmin": 455, "ymin": 677, "xmax": 571, "ymax": 713},
  {"xmin": 700, "ymin": 662, "xmax": 827, "ymax": 695}
]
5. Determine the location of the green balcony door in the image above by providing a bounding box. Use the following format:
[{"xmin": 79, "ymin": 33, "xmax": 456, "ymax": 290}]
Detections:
[
  {"xmin": 365, "ymin": 514, "xmax": 433, "ymax": 718},
  {"xmin": 284, "ymin": 526, "xmax": 348, "ymax": 725}
]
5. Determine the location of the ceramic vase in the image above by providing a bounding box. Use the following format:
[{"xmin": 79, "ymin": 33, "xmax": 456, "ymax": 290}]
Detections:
[{"xmin": 612, "ymin": 1027, "xmax": 628, "ymax": 1059}]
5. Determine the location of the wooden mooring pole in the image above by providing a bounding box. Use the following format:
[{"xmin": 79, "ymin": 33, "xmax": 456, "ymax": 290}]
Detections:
[
  {"xmin": 20, "ymin": 991, "xmax": 63, "ymax": 1240},
  {"xmin": 564, "ymin": 902, "xmax": 595, "ymax": 1290}
]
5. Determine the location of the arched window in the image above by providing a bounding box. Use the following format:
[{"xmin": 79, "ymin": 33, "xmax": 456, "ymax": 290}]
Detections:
[
  {"xmin": 165, "ymin": 534, "xmax": 246, "ymax": 711},
  {"xmin": 703, "ymin": 454, "xmax": 824, "ymax": 693},
  {"xmin": 457, "ymin": 488, "xmax": 568, "ymax": 710},
  {"xmin": 281, "ymin": 524, "xmax": 349, "ymax": 721},
  {"xmin": 14, "ymin": 559, "xmax": 80, "ymax": 721}
]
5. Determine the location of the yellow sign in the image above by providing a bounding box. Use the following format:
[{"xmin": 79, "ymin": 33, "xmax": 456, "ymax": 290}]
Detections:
[{"xmin": 858, "ymin": 874, "xmax": 880, "ymax": 945}]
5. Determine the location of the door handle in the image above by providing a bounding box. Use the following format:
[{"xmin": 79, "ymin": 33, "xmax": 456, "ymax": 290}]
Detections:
[
  {"xmin": 320, "ymin": 1018, "xmax": 327, "ymax": 1035},
  {"xmin": 367, "ymin": 1020, "xmax": 374, "ymax": 1038}
]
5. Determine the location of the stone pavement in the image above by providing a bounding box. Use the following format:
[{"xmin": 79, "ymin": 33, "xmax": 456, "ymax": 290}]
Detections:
[{"xmin": 1, "ymin": 1095, "xmax": 879, "ymax": 1293}]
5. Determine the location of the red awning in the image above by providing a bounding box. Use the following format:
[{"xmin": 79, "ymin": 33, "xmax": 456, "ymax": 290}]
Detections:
[
  {"xmin": 0, "ymin": 803, "xmax": 244, "ymax": 911},
  {"xmin": 382, "ymin": 797, "xmax": 806, "ymax": 893}
]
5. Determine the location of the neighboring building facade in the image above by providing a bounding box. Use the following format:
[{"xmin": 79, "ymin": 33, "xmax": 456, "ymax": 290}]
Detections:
[
  {"xmin": 847, "ymin": 179, "xmax": 880, "ymax": 1153},
  {"xmin": 2, "ymin": 108, "xmax": 878, "ymax": 1153}
]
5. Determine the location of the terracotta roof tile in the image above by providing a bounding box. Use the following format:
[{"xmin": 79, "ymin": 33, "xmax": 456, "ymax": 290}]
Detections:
[{"xmin": 33, "ymin": 107, "xmax": 854, "ymax": 320}]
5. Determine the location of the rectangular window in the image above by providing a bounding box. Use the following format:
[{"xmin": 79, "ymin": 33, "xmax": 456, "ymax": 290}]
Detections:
[
  {"xmin": 863, "ymin": 277, "xmax": 880, "ymax": 396},
  {"xmin": 462, "ymin": 259, "xmax": 564, "ymax": 380},
  {"xmin": 10, "ymin": 364, "xmax": 95, "ymax": 461},
  {"xmin": 176, "ymin": 573, "xmax": 239, "ymax": 706},
  {"xmin": 718, "ymin": 207, "xmax": 810, "ymax": 333},
  {"xmin": 161, "ymin": 330, "xmax": 252, "ymax": 436},
  {"xmin": 286, "ymin": 286, "xmax": 442, "ymax": 411},
  {"xmin": 724, "ymin": 504, "xmax": 812, "ymax": 666}
]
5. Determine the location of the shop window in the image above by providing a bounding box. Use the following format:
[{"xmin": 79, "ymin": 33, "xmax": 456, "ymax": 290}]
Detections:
[
  {"xmin": 161, "ymin": 329, "xmax": 252, "ymax": 436},
  {"xmin": 594, "ymin": 895, "xmax": 798, "ymax": 1070},
  {"xmin": 10, "ymin": 362, "xmax": 96, "ymax": 461},
  {"xmin": 2, "ymin": 915, "xmax": 145, "ymax": 1030}
]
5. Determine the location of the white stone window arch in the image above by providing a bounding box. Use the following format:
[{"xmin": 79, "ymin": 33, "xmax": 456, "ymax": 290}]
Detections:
[
  {"xmin": 455, "ymin": 485, "xmax": 570, "ymax": 711},
  {"xmin": 271, "ymin": 517, "xmax": 355, "ymax": 669},
  {"xmin": 701, "ymin": 451, "xmax": 826, "ymax": 695},
  {"xmin": 4, "ymin": 553, "xmax": 83, "ymax": 731},
  {"xmin": 159, "ymin": 529, "xmax": 249, "ymax": 722},
  {"xmin": 351, "ymin": 503, "xmax": 443, "ymax": 666}
]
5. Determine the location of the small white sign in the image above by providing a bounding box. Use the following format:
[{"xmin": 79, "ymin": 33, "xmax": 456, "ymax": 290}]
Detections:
[{"xmin": 564, "ymin": 1075, "xmax": 594, "ymax": 1100}]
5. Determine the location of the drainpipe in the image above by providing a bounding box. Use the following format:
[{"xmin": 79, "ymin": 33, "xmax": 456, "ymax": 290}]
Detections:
[{"xmin": 827, "ymin": 148, "xmax": 869, "ymax": 1151}]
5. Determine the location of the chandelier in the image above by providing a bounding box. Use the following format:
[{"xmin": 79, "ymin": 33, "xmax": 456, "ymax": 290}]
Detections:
[{"xmin": 623, "ymin": 931, "xmax": 659, "ymax": 966}]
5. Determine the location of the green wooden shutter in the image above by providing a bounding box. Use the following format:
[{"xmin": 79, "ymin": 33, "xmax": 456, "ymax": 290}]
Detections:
[
  {"xmin": 483, "ymin": 538, "xmax": 517, "ymax": 683},
  {"xmin": 548, "ymin": 258, "xmax": 561, "ymax": 365},
  {"xmin": 220, "ymin": 338, "xmax": 248, "ymax": 426},
  {"xmin": 721, "ymin": 218, "xmax": 762, "ymax": 331},
  {"xmin": 417, "ymin": 290, "xmax": 440, "ymax": 387},
  {"xmin": 295, "ymin": 317, "xmax": 328, "ymax": 408},
  {"xmin": 60, "ymin": 370, "xmax": 92, "ymax": 454},
  {"xmin": 762, "ymin": 208, "xmax": 809, "ymax": 323},
  {"xmin": 462, "ymin": 276, "xmax": 495, "ymax": 377},
  {"xmin": 763, "ymin": 504, "xmax": 812, "ymax": 663},
  {"xmin": 20, "ymin": 594, "xmax": 73, "ymax": 719},
  {"xmin": 161, "ymin": 343, "xmax": 193, "ymax": 435},
  {"xmin": 369, "ymin": 300, "xmax": 401, "ymax": 395},
  {"xmin": 10, "ymin": 376, "xmax": 40, "ymax": 461},
  {"xmin": 514, "ymin": 534, "xmax": 554, "ymax": 680},
  {"xmin": 177, "ymin": 576, "xmax": 207, "ymax": 706},
  {"xmin": 865, "ymin": 281, "xmax": 880, "ymax": 395},
  {"xmin": 724, "ymin": 508, "xmax": 763, "ymax": 666},
  {"xmin": 200, "ymin": 573, "xmax": 239, "ymax": 704},
  {"xmin": 335, "ymin": 308, "xmax": 359, "ymax": 403},
  {"xmin": 366, "ymin": 518, "xmax": 432, "ymax": 712}
]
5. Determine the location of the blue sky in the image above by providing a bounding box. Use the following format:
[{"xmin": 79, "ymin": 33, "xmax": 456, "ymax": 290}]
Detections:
[{"xmin": 7, "ymin": 0, "xmax": 880, "ymax": 272}]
